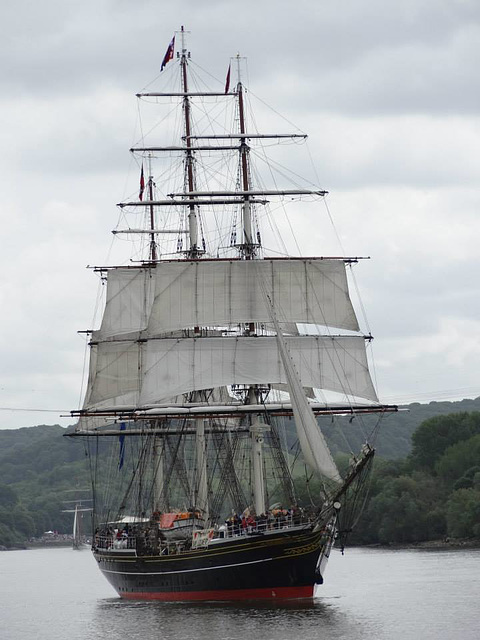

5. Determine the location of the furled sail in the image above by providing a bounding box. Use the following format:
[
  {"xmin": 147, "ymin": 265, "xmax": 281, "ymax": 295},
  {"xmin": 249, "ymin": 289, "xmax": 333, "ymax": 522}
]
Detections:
[{"xmin": 82, "ymin": 335, "xmax": 377, "ymax": 410}]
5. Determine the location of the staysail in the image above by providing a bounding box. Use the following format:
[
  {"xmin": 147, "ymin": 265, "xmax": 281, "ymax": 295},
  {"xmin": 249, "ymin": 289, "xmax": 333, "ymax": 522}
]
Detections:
[{"xmin": 270, "ymin": 308, "xmax": 342, "ymax": 483}]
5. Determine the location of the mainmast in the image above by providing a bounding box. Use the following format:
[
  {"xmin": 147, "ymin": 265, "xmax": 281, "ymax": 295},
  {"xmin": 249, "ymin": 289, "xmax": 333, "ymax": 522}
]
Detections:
[
  {"xmin": 180, "ymin": 26, "xmax": 201, "ymax": 258},
  {"xmin": 235, "ymin": 55, "xmax": 256, "ymax": 260},
  {"xmin": 234, "ymin": 56, "xmax": 267, "ymax": 512},
  {"xmin": 180, "ymin": 27, "xmax": 209, "ymax": 520}
]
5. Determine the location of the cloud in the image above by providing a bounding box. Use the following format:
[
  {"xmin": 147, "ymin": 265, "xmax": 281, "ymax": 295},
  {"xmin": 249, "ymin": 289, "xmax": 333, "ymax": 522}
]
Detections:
[
  {"xmin": 375, "ymin": 316, "xmax": 480, "ymax": 402},
  {"xmin": 1, "ymin": 1, "xmax": 479, "ymax": 428}
]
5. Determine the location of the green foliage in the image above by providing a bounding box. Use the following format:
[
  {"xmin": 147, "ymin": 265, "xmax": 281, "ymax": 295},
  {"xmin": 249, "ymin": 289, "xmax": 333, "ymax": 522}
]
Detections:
[
  {"xmin": 0, "ymin": 425, "xmax": 89, "ymax": 546},
  {"xmin": 295, "ymin": 404, "xmax": 480, "ymax": 545},
  {"xmin": 349, "ymin": 411, "xmax": 480, "ymax": 544},
  {"xmin": 293, "ymin": 474, "xmax": 323, "ymax": 508},
  {"xmin": 0, "ymin": 483, "xmax": 18, "ymax": 507},
  {"xmin": 435, "ymin": 435, "xmax": 480, "ymax": 488},
  {"xmin": 473, "ymin": 472, "xmax": 480, "ymax": 490},
  {"xmin": 353, "ymin": 470, "xmax": 447, "ymax": 544},
  {"xmin": 411, "ymin": 412, "xmax": 480, "ymax": 471},
  {"xmin": 281, "ymin": 396, "xmax": 480, "ymax": 461},
  {"xmin": 0, "ymin": 504, "xmax": 36, "ymax": 545},
  {"xmin": 446, "ymin": 489, "xmax": 480, "ymax": 538},
  {"xmin": 0, "ymin": 522, "xmax": 16, "ymax": 547},
  {"xmin": 2, "ymin": 401, "xmax": 480, "ymax": 547}
]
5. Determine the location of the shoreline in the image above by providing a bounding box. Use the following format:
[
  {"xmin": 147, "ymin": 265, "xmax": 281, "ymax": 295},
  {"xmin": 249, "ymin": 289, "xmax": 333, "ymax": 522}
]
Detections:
[
  {"xmin": 359, "ymin": 538, "xmax": 480, "ymax": 551},
  {"xmin": 3, "ymin": 536, "xmax": 480, "ymax": 552},
  {"xmin": 1, "ymin": 541, "xmax": 73, "ymax": 551}
]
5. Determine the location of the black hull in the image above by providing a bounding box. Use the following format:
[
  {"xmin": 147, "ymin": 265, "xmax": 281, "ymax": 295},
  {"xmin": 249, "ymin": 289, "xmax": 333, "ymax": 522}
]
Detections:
[{"xmin": 94, "ymin": 526, "xmax": 330, "ymax": 601}]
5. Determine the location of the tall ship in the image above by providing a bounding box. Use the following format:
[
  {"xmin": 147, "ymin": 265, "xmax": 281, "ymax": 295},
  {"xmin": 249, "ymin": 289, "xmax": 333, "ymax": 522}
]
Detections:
[{"xmin": 69, "ymin": 28, "xmax": 397, "ymax": 601}]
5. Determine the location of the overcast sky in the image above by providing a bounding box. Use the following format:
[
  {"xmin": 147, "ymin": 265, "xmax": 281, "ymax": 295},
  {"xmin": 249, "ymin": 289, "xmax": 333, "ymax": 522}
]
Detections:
[{"xmin": 1, "ymin": 0, "xmax": 479, "ymax": 429}]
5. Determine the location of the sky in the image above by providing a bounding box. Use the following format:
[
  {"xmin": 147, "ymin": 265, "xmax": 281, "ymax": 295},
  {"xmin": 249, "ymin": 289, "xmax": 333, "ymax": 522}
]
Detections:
[{"xmin": 1, "ymin": 0, "xmax": 479, "ymax": 429}]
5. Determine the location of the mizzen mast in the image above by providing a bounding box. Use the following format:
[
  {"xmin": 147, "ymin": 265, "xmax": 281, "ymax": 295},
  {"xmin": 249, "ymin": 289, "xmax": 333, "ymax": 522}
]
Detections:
[{"xmin": 146, "ymin": 156, "xmax": 157, "ymax": 261}]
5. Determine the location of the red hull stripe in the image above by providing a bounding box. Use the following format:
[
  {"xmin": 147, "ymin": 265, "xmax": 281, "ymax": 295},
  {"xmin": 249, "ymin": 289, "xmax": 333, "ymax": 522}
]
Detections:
[{"xmin": 121, "ymin": 585, "xmax": 314, "ymax": 602}]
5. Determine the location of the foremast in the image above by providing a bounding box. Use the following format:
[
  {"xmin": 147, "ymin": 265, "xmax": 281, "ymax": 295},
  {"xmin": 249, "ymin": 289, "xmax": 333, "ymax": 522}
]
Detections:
[
  {"xmin": 234, "ymin": 56, "xmax": 265, "ymax": 514},
  {"xmin": 146, "ymin": 156, "xmax": 157, "ymax": 262},
  {"xmin": 236, "ymin": 57, "xmax": 256, "ymax": 260}
]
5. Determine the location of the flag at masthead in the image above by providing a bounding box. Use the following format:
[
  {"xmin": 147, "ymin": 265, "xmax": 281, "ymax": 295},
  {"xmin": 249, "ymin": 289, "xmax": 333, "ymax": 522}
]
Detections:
[
  {"xmin": 225, "ymin": 63, "xmax": 231, "ymax": 94},
  {"xmin": 139, "ymin": 163, "xmax": 145, "ymax": 201},
  {"xmin": 161, "ymin": 36, "xmax": 175, "ymax": 71}
]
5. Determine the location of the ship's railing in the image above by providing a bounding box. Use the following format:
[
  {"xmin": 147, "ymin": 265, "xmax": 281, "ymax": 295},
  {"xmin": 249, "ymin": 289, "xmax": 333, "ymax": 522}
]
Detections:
[
  {"xmin": 94, "ymin": 535, "xmax": 137, "ymax": 551},
  {"xmin": 93, "ymin": 513, "xmax": 314, "ymax": 553},
  {"xmin": 215, "ymin": 513, "xmax": 312, "ymax": 540},
  {"xmin": 94, "ymin": 534, "xmax": 188, "ymax": 556},
  {"xmin": 136, "ymin": 539, "xmax": 187, "ymax": 556}
]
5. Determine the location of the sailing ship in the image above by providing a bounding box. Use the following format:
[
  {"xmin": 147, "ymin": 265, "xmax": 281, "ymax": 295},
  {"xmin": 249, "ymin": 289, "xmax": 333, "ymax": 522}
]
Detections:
[
  {"xmin": 69, "ymin": 28, "xmax": 397, "ymax": 601},
  {"xmin": 62, "ymin": 497, "xmax": 92, "ymax": 549}
]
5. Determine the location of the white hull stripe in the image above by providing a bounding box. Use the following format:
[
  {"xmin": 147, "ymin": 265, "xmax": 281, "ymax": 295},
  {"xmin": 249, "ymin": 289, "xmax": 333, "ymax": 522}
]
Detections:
[{"xmin": 100, "ymin": 556, "xmax": 273, "ymax": 576}]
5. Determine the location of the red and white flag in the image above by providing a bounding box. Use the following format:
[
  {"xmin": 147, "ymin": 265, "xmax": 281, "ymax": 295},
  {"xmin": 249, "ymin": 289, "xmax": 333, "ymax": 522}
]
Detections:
[
  {"xmin": 161, "ymin": 36, "xmax": 175, "ymax": 71},
  {"xmin": 139, "ymin": 163, "xmax": 145, "ymax": 201},
  {"xmin": 224, "ymin": 63, "xmax": 231, "ymax": 94}
]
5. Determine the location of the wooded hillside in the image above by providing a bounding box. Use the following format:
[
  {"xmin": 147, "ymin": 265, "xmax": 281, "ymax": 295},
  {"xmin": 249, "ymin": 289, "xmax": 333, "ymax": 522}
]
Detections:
[{"xmin": 1, "ymin": 397, "xmax": 479, "ymax": 547}]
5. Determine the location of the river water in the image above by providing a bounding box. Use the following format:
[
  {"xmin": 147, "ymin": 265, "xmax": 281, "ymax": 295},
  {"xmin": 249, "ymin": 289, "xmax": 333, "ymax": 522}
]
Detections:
[{"xmin": 1, "ymin": 546, "xmax": 478, "ymax": 640}]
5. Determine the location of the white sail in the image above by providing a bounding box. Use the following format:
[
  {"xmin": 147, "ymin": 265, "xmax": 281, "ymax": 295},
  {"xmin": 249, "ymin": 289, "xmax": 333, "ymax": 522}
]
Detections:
[
  {"xmin": 143, "ymin": 258, "xmax": 359, "ymax": 334},
  {"xmin": 139, "ymin": 335, "xmax": 376, "ymax": 405},
  {"xmin": 87, "ymin": 338, "xmax": 142, "ymax": 405},
  {"xmin": 146, "ymin": 259, "xmax": 358, "ymax": 334},
  {"xmin": 82, "ymin": 335, "xmax": 376, "ymax": 409},
  {"xmin": 97, "ymin": 260, "xmax": 358, "ymax": 340},
  {"xmin": 99, "ymin": 268, "xmax": 155, "ymax": 339},
  {"xmin": 84, "ymin": 258, "xmax": 368, "ymax": 412},
  {"xmin": 73, "ymin": 506, "xmax": 78, "ymax": 541},
  {"xmin": 270, "ymin": 310, "xmax": 342, "ymax": 483}
]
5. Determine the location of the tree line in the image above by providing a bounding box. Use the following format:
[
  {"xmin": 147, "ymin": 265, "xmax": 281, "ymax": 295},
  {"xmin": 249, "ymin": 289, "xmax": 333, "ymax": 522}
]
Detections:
[
  {"xmin": 0, "ymin": 409, "xmax": 479, "ymax": 547},
  {"xmin": 0, "ymin": 425, "xmax": 90, "ymax": 547},
  {"xmin": 348, "ymin": 411, "xmax": 480, "ymax": 543}
]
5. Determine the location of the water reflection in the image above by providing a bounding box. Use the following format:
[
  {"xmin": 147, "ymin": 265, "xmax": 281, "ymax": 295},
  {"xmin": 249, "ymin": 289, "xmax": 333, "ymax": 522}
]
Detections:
[
  {"xmin": 93, "ymin": 596, "xmax": 365, "ymax": 640},
  {"xmin": 3, "ymin": 547, "xmax": 478, "ymax": 640}
]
